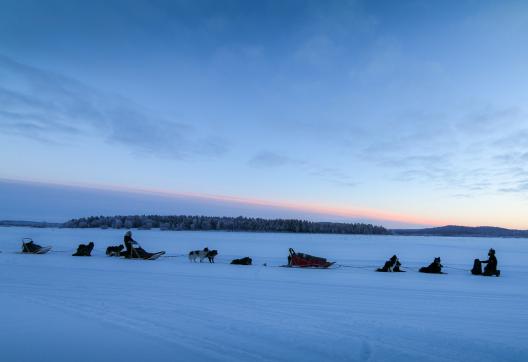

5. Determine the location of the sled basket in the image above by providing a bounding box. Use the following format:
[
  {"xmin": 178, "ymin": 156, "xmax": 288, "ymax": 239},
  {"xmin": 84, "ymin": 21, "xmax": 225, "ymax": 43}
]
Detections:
[{"xmin": 288, "ymin": 248, "xmax": 334, "ymax": 268}]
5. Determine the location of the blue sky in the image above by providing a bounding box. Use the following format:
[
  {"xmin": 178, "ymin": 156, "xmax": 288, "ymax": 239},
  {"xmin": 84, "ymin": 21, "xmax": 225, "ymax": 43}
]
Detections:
[{"xmin": 0, "ymin": 0, "xmax": 527, "ymax": 228}]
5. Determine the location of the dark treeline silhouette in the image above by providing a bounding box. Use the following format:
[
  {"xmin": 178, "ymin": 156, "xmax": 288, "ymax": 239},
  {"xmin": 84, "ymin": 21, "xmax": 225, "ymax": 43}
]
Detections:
[
  {"xmin": 0, "ymin": 220, "xmax": 61, "ymax": 228},
  {"xmin": 392, "ymin": 225, "xmax": 528, "ymax": 238},
  {"xmin": 62, "ymin": 215, "xmax": 390, "ymax": 235}
]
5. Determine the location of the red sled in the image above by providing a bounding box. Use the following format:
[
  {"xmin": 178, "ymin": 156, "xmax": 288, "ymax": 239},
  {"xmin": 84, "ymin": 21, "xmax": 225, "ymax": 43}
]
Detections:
[{"xmin": 286, "ymin": 248, "xmax": 335, "ymax": 268}]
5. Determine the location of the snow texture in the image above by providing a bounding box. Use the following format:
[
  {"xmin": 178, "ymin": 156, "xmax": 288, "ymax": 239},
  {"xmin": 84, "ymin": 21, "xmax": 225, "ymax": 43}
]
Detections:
[{"xmin": 1, "ymin": 227, "xmax": 527, "ymax": 361}]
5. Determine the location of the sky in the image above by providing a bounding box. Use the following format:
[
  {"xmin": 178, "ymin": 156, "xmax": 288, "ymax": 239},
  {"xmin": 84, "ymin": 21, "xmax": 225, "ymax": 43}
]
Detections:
[{"xmin": 0, "ymin": 0, "xmax": 527, "ymax": 228}]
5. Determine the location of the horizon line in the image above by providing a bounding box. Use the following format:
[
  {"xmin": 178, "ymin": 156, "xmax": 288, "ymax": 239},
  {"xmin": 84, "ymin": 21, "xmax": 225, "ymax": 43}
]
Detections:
[{"xmin": 1, "ymin": 177, "xmax": 450, "ymax": 228}]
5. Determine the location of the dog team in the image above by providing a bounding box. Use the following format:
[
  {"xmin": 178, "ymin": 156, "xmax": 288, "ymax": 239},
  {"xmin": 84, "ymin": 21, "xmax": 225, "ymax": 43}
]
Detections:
[
  {"xmin": 376, "ymin": 249, "xmax": 500, "ymax": 276},
  {"xmin": 20, "ymin": 230, "xmax": 500, "ymax": 276}
]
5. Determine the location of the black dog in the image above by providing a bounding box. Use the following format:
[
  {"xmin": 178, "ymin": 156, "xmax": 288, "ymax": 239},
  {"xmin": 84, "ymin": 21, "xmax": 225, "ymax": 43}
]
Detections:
[
  {"xmin": 419, "ymin": 257, "xmax": 443, "ymax": 274},
  {"xmin": 206, "ymin": 250, "xmax": 218, "ymax": 263},
  {"xmin": 231, "ymin": 257, "xmax": 252, "ymax": 265},
  {"xmin": 377, "ymin": 255, "xmax": 403, "ymax": 272},
  {"xmin": 106, "ymin": 244, "xmax": 124, "ymax": 257},
  {"xmin": 73, "ymin": 242, "xmax": 94, "ymax": 256}
]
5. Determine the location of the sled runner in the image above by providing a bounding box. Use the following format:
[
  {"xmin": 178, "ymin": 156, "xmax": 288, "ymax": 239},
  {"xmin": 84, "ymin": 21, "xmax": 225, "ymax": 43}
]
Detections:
[
  {"xmin": 21, "ymin": 238, "xmax": 52, "ymax": 254},
  {"xmin": 285, "ymin": 248, "xmax": 335, "ymax": 268},
  {"xmin": 124, "ymin": 249, "xmax": 165, "ymax": 260},
  {"xmin": 146, "ymin": 251, "xmax": 165, "ymax": 260},
  {"xmin": 33, "ymin": 246, "xmax": 52, "ymax": 254}
]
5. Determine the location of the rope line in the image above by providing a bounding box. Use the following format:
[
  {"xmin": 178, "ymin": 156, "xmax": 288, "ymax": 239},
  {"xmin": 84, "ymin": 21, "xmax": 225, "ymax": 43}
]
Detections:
[
  {"xmin": 444, "ymin": 265, "xmax": 470, "ymax": 272},
  {"xmin": 4, "ymin": 251, "xmax": 479, "ymax": 274},
  {"xmin": 10, "ymin": 241, "xmax": 475, "ymax": 273},
  {"xmin": 337, "ymin": 264, "xmax": 377, "ymax": 270},
  {"xmin": 403, "ymin": 266, "xmax": 421, "ymax": 271}
]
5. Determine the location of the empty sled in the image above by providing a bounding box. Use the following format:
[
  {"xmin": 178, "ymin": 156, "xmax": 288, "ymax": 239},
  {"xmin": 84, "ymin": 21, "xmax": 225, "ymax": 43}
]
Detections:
[{"xmin": 286, "ymin": 248, "xmax": 334, "ymax": 268}]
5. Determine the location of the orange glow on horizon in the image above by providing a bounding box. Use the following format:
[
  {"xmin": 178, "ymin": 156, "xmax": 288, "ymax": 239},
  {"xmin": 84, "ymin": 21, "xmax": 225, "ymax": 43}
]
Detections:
[{"xmin": 1, "ymin": 177, "xmax": 446, "ymax": 227}]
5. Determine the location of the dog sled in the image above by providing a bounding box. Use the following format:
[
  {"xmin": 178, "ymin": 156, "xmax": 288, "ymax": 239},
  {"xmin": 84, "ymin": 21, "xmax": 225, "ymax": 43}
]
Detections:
[
  {"xmin": 122, "ymin": 231, "xmax": 165, "ymax": 260},
  {"xmin": 124, "ymin": 248, "xmax": 165, "ymax": 260},
  {"xmin": 285, "ymin": 248, "xmax": 335, "ymax": 268},
  {"xmin": 21, "ymin": 238, "xmax": 52, "ymax": 254},
  {"xmin": 124, "ymin": 242, "xmax": 165, "ymax": 260}
]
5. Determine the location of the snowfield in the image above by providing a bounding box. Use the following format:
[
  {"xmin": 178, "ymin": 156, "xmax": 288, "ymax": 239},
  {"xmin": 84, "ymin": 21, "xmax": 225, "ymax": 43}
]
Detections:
[{"xmin": 1, "ymin": 227, "xmax": 527, "ymax": 362}]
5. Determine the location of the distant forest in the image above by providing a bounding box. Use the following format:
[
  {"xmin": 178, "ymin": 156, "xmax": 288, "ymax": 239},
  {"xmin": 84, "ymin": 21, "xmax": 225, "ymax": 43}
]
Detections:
[
  {"xmin": 62, "ymin": 215, "xmax": 390, "ymax": 235},
  {"xmin": 3, "ymin": 218, "xmax": 527, "ymax": 238}
]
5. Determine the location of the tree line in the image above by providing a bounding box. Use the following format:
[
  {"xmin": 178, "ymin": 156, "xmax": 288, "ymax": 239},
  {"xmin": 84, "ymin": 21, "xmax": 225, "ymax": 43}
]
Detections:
[{"xmin": 62, "ymin": 215, "xmax": 390, "ymax": 235}]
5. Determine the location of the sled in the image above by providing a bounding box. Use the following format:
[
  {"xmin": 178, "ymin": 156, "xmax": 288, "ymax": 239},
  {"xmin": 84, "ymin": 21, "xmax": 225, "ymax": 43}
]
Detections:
[
  {"xmin": 376, "ymin": 269, "xmax": 406, "ymax": 272},
  {"xmin": 34, "ymin": 246, "xmax": 52, "ymax": 254},
  {"xmin": 471, "ymin": 258, "xmax": 500, "ymax": 277},
  {"xmin": 281, "ymin": 262, "xmax": 336, "ymax": 269},
  {"xmin": 21, "ymin": 238, "xmax": 52, "ymax": 254},
  {"xmin": 285, "ymin": 248, "xmax": 335, "ymax": 268},
  {"xmin": 124, "ymin": 250, "xmax": 166, "ymax": 260},
  {"xmin": 480, "ymin": 270, "xmax": 501, "ymax": 277}
]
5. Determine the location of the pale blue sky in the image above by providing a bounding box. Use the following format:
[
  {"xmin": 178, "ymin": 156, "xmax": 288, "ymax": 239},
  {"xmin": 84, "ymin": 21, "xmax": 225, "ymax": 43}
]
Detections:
[{"xmin": 1, "ymin": 0, "xmax": 527, "ymax": 228}]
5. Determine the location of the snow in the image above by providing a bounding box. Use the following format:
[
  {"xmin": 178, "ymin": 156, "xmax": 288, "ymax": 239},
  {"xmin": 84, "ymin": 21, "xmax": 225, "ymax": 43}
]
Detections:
[{"xmin": 1, "ymin": 227, "xmax": 527, "ymax": 361}]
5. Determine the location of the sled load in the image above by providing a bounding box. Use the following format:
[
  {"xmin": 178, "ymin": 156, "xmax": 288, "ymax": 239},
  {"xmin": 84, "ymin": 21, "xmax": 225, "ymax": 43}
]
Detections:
[
  {"xmin": 471, "ymin": 259, "xmax": 483, "ymax": 275},
  {"xmin": 286, "ymin": 248, "xmax": 334, "ymax": 268},
  {"xmin": 21, "ymin": 238, "xmax": 52, "ymax": 254}
]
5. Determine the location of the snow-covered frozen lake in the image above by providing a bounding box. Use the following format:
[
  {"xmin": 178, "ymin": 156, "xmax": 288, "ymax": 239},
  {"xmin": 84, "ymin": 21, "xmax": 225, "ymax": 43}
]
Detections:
[{"xmin": 1, "ymin": 227, "xmax": 527, "ymax": 361}]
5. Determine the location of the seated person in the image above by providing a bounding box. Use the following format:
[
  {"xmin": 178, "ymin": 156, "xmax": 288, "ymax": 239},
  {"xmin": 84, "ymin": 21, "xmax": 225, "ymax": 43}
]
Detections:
[
  {"xmin": 419, "ymin": 257, "xmax": 443, "ymax": 274},
  {"xmin": 481, "ymin": 248, "xmax": 500, "ymax": 277}
]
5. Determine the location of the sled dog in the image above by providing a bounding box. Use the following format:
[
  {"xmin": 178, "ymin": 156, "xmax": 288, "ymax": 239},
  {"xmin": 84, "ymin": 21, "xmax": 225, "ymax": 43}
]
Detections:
[
  {"xmin": 106, "ymin": 244, "xmax": 124, "ymax": 256},
  {"xmin": 189, "ymin": 248, "xmax": 210, "ymax": 262}
]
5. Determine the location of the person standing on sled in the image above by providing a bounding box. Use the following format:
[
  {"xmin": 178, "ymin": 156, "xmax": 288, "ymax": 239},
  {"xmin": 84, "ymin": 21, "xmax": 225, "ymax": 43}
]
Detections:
[
  {"xmin": 480, "ymin": 248, "xmax": 500, "ymax": 277},
  {"xmin": 123, "ymin": 230, "xmax": 160, "ymax": 259}
]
